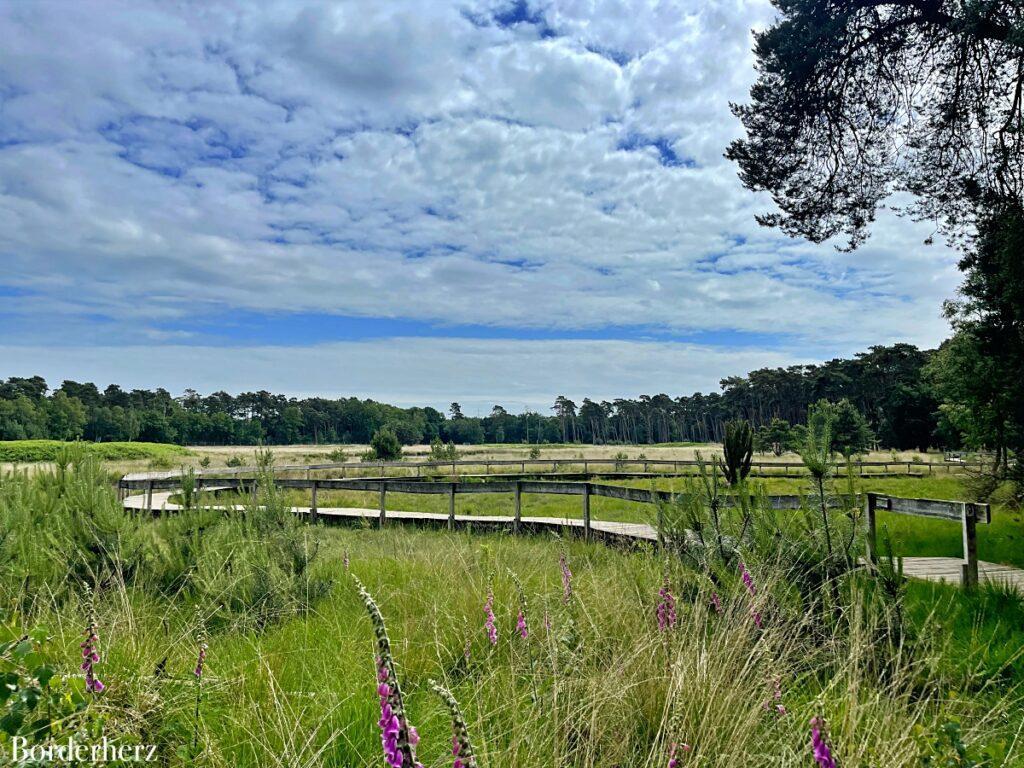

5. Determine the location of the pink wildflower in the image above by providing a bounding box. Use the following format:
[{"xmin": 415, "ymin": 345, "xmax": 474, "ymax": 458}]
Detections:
[
  {"xmin": 763, "ymin": 677, "xmax": 786, "ymax": 716},
  {"xmin": 739, "ymin": 561, "xmax": 756, "ymax": 596},
  {"xmin": 667, "ymin": 742, "xmax": 691, "ymax": 767},
  {"xmin": 559, "ymin": 552, "xmax": 573, "ymax": 603},
  {"xmin": 657, "ymin": 579, "xmax": 677, "ymax": 632},
  {"xmin": 194, "ymin": 641, "xmax": 208, "ymax": 679},
  {"xmin": 739, "ymin": 562, "xmax": 763, "ymax": 628},
  {"xmin": 516, "ymin": 610, "xmax": 528, "ymax": 639},
  {"xmin": 484, "ymin": 589, "xmax": 497, "ymax": 646},
  {"xmin": 811, "ymin": 717, "xmax": 837, "ymax": 768},
  {"xmin": 710, "ymin": 591, "xmax": 722, "ymax": 614},
  {"xmin": 80, "ymin": 625, "xmax": 104, "ymax": 694}
]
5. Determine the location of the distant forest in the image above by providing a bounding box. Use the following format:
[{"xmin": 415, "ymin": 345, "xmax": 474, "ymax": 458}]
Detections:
[{"xmin": 0, "ymin": 343, "xmax": 963, "ymax": 451}]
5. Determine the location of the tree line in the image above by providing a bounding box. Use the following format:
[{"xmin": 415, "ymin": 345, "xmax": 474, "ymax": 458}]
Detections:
[{"xmin": 0, "ymin": 341, "xmax": 981, "ymax": 451}]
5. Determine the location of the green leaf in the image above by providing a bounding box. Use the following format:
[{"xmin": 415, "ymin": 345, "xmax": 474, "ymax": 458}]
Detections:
[{"xmin": 0, "ymin": 709, "xmax": 24, "ymax": 736}]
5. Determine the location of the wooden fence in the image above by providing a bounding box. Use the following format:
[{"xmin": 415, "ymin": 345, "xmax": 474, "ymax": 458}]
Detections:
[
  {"xmin": 864, "ymin": 492, "xmax": 991, "ymax": 588},
  {"xmin": 122, "ymin": 475, "xmax": 991, "ymax": 589},
  {"xmin": 122, "ymin": 455, "xmax": 974, "ymax": 486}
]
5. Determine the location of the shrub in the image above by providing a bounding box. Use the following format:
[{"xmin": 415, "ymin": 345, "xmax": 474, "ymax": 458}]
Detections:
[
  {"xmin": 528, "ymin": 446, "xmax": 541, "ymax": 460},
  {"xmin": 428, "ymin": 437, "xmax": 458, "ymax": 462},
  {"xmin": 719, "ymin": 420, "xmax": 753, "ymax": 485},
  {"xmin": 369, "ymin": 428, "xmax": 402, "ymax": 462},
  {"xmin": 225, "ymin": 455, "xmax": 245, "ymax": 468}
]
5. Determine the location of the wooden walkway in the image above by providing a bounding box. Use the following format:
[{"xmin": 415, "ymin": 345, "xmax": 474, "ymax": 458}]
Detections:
[{"xmin": 123, "ymin": 491, "xmax": 1024, "ymax": 592}]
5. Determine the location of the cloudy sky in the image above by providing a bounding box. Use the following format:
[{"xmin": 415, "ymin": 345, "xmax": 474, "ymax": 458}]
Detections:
[{"xmin": 0, "ymin": 0, "xmax": 960, "ymax": 411}]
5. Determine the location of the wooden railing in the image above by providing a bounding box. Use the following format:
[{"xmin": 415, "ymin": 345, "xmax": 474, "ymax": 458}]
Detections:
[
  {"xmin": 121, "ymin": 455, "xmax": 973, "ymax": 485},
  {"xmin": 864, "ymin": 492, "xmax": 991, "ymax": 588},
  {"xmin": 123, "ymin": 473, "xmax": 857, "ymax": 544},
  {"xmin": 123, "ymin": 475, "xmax": 991, "ymax": 589}
]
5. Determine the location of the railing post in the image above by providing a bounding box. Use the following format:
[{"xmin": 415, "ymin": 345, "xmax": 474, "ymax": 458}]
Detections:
[
  {"xmin": 379, "ymin": 482, "xmax": 387, "ymax": 527},
  {"xmin": 448, "ymin": 482, "xmax": 456, "ymax": 530},
  {"xmin": 145, "ymin": 480, "xmax": 153, "ymax": 515},
  {"xmin": 961, "ymin": 502, "xmax": 979, "ymax": 589},
  {"xmin": 582, "ymin": 482, "xmax": 591, "ymax": 540},
  {"xmin": 864, "ymin": 492, "xmax": 878, "ymax": 566},
  {"xmin": 311, "ymin": 480, "xmax": 319, "ymax": 522},
  {"xmin": 514, "ymin": 480, "xmax": 522, "ymax": 534}
]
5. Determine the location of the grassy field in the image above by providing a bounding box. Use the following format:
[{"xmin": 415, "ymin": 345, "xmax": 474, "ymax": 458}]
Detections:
[
  {"xmin": 3, "ymin": 452, "xmax": 1024, "ymax": 765},
  {"xmin": 0, "ymin": 440, "xmax": 190, "ymax": 464}
]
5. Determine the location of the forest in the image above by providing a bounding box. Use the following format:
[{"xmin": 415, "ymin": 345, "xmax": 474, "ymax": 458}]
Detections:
[{"xmin": 0, "ymin": 341, "xmax": 968, "ymax": 451}]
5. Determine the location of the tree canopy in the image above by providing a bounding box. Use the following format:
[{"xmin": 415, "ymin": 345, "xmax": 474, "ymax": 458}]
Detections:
[{"xmin": 727, "ymin": 0, "xmax": 1024, "ymax": 248}]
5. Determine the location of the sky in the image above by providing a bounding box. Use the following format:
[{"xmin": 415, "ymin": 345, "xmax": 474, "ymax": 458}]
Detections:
[{"xmin": 0, "ymin": 0, "xmax": 961, "ymax": 412}]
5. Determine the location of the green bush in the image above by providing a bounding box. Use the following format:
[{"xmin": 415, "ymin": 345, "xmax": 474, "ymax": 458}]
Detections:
[{"xmin": 368, "ymin": 428, "xmax": 402, "ymax": 462}]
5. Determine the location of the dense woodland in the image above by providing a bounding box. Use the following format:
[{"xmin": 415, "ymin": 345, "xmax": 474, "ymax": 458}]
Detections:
[{"xmin": 0, "ymin": 342, "xmax": 958, "ymax": 450}]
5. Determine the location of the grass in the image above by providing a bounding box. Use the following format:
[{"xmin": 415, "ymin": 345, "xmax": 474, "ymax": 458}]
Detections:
[
  {"xmin": 0, "ymin": 439, "xmax": 190, "ymax": 463},
  {"xmin": 5, "ymin": 457, "xmax": 1024, "ymax": 765},
  {"xmin": 13, "ymin": 526, "xmax": 1024, "ymax": 767}
]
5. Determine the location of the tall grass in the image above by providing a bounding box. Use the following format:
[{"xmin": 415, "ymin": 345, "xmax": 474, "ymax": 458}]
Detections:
[{"xmin": 1, "ymin": 458, "xmax": 1022, "ymax": 766}]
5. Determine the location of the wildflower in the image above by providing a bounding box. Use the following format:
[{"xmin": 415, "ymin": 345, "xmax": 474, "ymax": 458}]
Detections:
[
  {"xmin": 657, "ymin": 578, "xmax": 677, "ymax": 632},
  {"xmin": 667, "ymin": 742, "xmax": 691, "ymax": 767},
  {"xmin": 80, "ymin": 584, "xmax": 104, "ymax": 694},
  {"xmin": 483, "ymin": 588, "xmax": 498, "ymax": 646},
  {"xmin": 430, "ymin": 680, "xmax": 478, "ymax": 768},
  {"xmin": 508, "ymin": 568, "xmax": 529, "ymax": 640},
  {"xmin": 739, "ymin": 561, "xmax": 756, "ymax": 596},
  {"xmin": 763, "ymin": 677, "xmax": 786, "ymax": 716},
  {"xmin": 194, "ymin": 620, "xmax": 208, "ymax": 680},
  {"xmin": 543, "ymin": 611, "xmax": 552, "ymax": 633},
  {"xmin": 559, "ymin": 552, "xmax": 573, "ymax": 603},
  {"xmin": 811, "ymin": 717, "xmax": 837, "ymax": 768},
  {"xmin": 354, "ymin": 577, "xmax": 423, "ymax": 768},
  {"xmin": 343, "ymin": 550, "xmax": 350, "ymax": 572},
  {"xmin": 516, "ymin": 610, "xmax": 528, "ymax": 639},
  {"xmin": 739, "ymin": 562, "xmax": 763, "ymax": 629},
  {"xmin": 710, "ymin": 592, "xmax": 722, "ymax": 614}
]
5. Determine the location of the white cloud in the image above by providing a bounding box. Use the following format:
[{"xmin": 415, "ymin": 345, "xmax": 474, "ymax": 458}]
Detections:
[{"xmin": 0, "ymin": 0, "xmax": 960, "ymax": 397}]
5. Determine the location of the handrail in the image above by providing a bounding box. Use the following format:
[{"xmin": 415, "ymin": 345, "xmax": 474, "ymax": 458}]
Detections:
[{"xmin": 121, "ymin": 455, "xmax": 973, "ymax": 484}]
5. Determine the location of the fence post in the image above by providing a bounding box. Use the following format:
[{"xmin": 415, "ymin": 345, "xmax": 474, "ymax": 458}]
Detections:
[
  {"xmin": 145, "ymin": 480, "xmax": 153, "ymax": 515},
  {"xmin": 582, "ymin": 482, "xmax": 591, "ymax": 540},
  {"xmin": 448, "ymin": 482, "xmax": 456, "ymax": 530},
  {"xmin": 864, "ymin": 493, "xmax": 878, "ymax": 566},
  {"xmin": 379, "ymin": 482, "xmax": 387, "ymax": 528},
  {"xmin": 514, "ymin": 481, "xmax": 522, "ymax": 534},
  {"xmin": 961, "ymin": 502, "xmax": 979, "ymax": 589},
  {"xmin": 311, "ymin": 480, "xmax": 319, "ymax": 522}
]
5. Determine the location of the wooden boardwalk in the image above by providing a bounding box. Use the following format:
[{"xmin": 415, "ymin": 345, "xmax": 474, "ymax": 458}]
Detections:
[{"xmin": 123, "ymin": 491, "xmax": 1024, "ymax": 592}]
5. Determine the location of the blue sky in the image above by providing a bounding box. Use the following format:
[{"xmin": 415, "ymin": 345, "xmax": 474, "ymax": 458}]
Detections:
[{"xmin": 0, "ymin": 0, "xmax": 959, "ymax": 409}]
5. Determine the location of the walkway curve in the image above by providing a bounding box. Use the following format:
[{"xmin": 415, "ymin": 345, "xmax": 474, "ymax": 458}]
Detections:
[{"xmin": 123, "ymin": 492, "xmax": 1024, "ymax": 592}]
